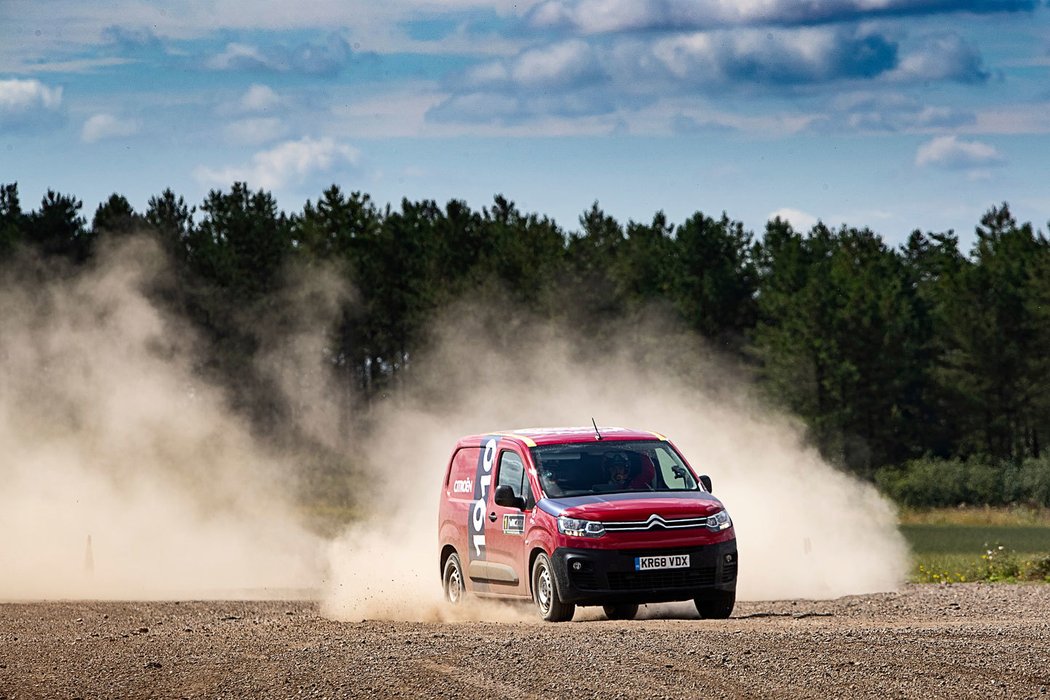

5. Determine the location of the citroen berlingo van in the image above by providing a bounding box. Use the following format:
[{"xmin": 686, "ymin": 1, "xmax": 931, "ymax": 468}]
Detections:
[{"xmin": 437, "ymin": 427, "xmax": 737, "ymax": 621}]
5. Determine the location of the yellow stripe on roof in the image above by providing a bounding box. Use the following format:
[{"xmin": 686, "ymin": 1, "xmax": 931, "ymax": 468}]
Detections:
[
  {"xmin": 497, "ymin": 431, "xmax": 537, "ymax": 447},
  {"xmin": 648, "ymin": 430, "xmax": 667, "ymax": 441}
]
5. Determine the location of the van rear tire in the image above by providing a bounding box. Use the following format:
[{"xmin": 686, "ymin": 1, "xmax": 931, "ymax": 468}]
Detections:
[
  {"xmin": 442, "ymin": 552, "xmax": 465, "ymax": 604},
  {"xmin": 532, "ymin": 553, "xmax": 575, "ymax": 622}
]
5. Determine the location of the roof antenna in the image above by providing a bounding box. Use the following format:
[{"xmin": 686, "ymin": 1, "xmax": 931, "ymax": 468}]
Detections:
[{"xmin": 591, "ymin": 417, "xmax": 603, "ymax": 441}]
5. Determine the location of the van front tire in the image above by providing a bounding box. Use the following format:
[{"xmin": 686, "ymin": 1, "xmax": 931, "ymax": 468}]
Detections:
[
  {"xmin": 694, "ymin": 590, "xmax": 735, "ymax": 619},
  {"xmin": 532, "ymin": 553, "xmax": 575, "ymax": 622},
  {"xmin": 442, "ymin": 552, "xmax": 465, "ymax": 604}
]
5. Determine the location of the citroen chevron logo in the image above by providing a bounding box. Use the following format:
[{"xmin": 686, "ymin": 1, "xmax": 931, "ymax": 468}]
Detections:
[{"xmin": 646, "ymin": 514, "xmax": 668, "ymax": 529}]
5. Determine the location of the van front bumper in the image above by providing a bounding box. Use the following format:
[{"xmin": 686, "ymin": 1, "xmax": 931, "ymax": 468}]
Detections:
[{"xmin": 550, "ymin": 540, "xmax": 737, "ymax": 605}]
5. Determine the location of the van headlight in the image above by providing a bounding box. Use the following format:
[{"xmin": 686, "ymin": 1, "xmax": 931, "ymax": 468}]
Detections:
[
  {"xmin": 706, "ymin": 510, "xmax": 732, "ymax": 531},
  {"xmin": 558, "ymin": 516, "xmax": 605, "ymax": 537}
]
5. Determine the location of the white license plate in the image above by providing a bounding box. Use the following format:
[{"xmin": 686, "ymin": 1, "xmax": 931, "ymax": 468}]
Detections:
[{"xmin": 634, "ymin": 554, "xmax": 690, "ymax": 571}]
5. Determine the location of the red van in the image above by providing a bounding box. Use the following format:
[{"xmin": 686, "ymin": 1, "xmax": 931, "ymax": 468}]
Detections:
[{"xmin": 437, "ymin": 427, "xmax": 737, "ymax": 621}]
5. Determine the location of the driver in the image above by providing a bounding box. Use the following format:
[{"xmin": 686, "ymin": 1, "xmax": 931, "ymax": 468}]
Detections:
[{"xmin": 604, "ymin": 452, "xmax": 631, "ymax": 489}]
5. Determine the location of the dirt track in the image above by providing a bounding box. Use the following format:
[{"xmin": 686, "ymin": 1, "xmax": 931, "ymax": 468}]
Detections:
[{"xmin": 2, "ymin": 584, "xmax": 1049, "ymax": 699}]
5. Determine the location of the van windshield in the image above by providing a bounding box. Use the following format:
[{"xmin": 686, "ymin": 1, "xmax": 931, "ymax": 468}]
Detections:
[{"xmin": 531, "ymin": 440, "xmax": 699, "ymax": 498}]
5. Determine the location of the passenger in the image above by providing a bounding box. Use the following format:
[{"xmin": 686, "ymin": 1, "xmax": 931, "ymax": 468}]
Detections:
[{"xmin": 628, "ymin": 453, "xmax": 656, "ymax": 490}]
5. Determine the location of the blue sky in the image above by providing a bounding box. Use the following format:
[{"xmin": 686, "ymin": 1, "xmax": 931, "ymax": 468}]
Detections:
[{"xmin": 2, "ymin": 0, "xmax": 1049, "ymax": 247}]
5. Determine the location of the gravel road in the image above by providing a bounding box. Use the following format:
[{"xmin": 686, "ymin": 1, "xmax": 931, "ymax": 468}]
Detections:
[{"xmin": 2, "ymin": 584, "xmax": 1049, "ymax": 699}]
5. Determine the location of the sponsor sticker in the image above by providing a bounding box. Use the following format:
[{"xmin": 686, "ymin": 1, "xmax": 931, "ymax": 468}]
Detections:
[
  {"xmin": 634, "ymin": 554, "xmax": 690, "ymax": 571},
  {"xmin": 502, "ymin": 513, "xmax": 525, "ymax": 535}
]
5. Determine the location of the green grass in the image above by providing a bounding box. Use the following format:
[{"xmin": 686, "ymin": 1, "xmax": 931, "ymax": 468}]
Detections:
[{"xmin": 899, "ymin": 508, "xmax": 1050, "ymax": 583}]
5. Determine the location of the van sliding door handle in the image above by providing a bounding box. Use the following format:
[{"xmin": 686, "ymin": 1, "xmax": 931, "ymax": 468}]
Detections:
[{"xmin": 488, "ymin": 512, "xmax": 497, "ymax": 522}]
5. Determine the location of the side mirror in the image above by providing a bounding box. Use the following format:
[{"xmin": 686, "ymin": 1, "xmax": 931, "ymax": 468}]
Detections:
[
  {"xmin": 699, "ymin": 474, "xmax": 713, "ymax": 493},
  {"xmin": 494, "ymin": 484, "xmax": 526, "ymax": 510}
]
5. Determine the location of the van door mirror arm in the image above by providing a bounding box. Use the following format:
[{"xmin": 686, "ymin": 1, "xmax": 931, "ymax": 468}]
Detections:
[{"xmin": 494, "ymin": 484, "xmax": 526, "ymax": 510}]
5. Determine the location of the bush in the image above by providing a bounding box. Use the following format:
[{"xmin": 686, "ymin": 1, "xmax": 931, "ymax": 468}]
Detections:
[
  {"xmin": 912, "ymin": 546, "xmax": 1050, "ymax": 583},
  {"xmin": 965, "ymin": 460, "xmax": 1004, "ymax": 505},
  {"xmin": 1021, "ymin": 554, "xmax": 1050, "ymax": 582},
  {"xmin": 1018, "ymin": 458, "xmax": 1050, "ymax": 507},
  {"xmin": 978, "ymin": 544, "xmax": 1023, "ymax": 582},
  {"xmin": 877, "ymin": 458, "xmax": 961, "ymax": 507},
  {"xmin": 877, "ymin": 456, "xmax": 1050, "ymax": 508},
  {"xmin": 876, "ymin": 457, "xmax": 1006, "ymax": 508},
  {"xmin": 996, "ymin": 457, "xmax": 1050, "ymax": 507}
]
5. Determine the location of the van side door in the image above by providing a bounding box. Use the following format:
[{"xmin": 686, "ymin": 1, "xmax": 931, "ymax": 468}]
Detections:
[{"xmin": 476, "ymin": 447, "xmax": 533, "ymax": 597}]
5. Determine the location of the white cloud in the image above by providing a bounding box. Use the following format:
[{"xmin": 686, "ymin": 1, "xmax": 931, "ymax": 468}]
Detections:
[
  {"xmin": 216, "ymin": 84, "xmax": 284, "ymax": 120},
  {"xmin": 667, "ymin": 100, "xmax": 816, "ymax": 135},
  {"xmin": 101, "ymin": 1, "xmax": 537, "ymax": 36},
  {"xmin": 223, "ymin": 117, "xmax": 287, "ymax": 145},
  {"xmin": 511, "ymin": 39, "xmax": 602, "ymax": 87},
  {"xmin": 203, "ymin": 34, "xmax": 352, "ymax": 75},
  {"xmin": 206, "ymin": 42, "xmax": 269, "ymax": 71},
  {"xmin": 465, "ymin": 61, "xmax": 510, "ymax": 86},
  {"xmin": 81, "ymin": 113, "xmax": 140, "ymax": 143},
  {"xmin": 0, "ymin": 79, "xmax": 62, "ymax": 113},
  {"xmin": 531, "ymin": 0, "xmax": 657, "ymax": 33},
  {"xmin": 650, "ymin": 27, "xmax": 897, "ymax": 85},
  {"xmin": 441, "ymin": 25, "xmax": 899, "ymax": 128},
  {"xmin": 0, "ymin": 2, "xmax": 535, "ymax": 71},
  {"xmin": 240, "ymin": 84, "xmax": 280, "ymax": 112},
  {"xmin": 973, "ymin": 103, "xmax": 1050, "ymax": 135},
  {"xmin": 195, "ymin": 136, "xmax": 360, "ymax": 190},
  {"xmin": 915, "ymin": 135, "xmax": 1005, "ymax": 168},
  {"xmin": 826, "ymin": 91, "xmax": 976, "ymax": 132},
  {"xmin": 528, "ymin": 0, "xmax": 574, "ymax": 27},
  {"xmin": 768, "ymin": 207, "xmax": 818, "ymax": 231},
  {"xmin": 466, "ymin": 39, "xmax": 603, "ymax": 90},
  {"xmin": 890, "ymin": 33, "xmax": 988, "ymax": 83},
  {"xmin": 528, "ymin": 0, "xmax": 1032, "ymax": 33}
]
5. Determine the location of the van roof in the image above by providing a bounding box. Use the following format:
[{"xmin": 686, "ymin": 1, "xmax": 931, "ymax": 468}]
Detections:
[{"xmin": 459, "ymin": 426, "xmax": 667, "ymax": 448}]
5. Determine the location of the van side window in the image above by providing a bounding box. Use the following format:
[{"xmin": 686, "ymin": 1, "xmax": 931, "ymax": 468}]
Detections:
[
  {"xmin": 447, "ymin": 446, "xmax": 482, "ymax": 495},
  {"xmin": 497, "ymin": 451, "xmax": 531, "ymax": 504}
]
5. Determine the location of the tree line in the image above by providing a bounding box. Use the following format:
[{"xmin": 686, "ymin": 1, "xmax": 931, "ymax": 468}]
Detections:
[{"xmin": 3, "ymin": 181, "xmax": 1049, "ymax": 493}]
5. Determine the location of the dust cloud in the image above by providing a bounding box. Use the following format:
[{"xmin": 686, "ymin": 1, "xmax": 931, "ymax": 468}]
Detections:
[
  {"xmin": 322, "ymin": 305, "xmax": 910, "ymax": 621},
  {"xmin": 0, "ymin": 238, "xmax": 323, "ymax": 600},
  {"xmin": 0, "ymin": 237, "xmax": 908, "ymax": 612}
]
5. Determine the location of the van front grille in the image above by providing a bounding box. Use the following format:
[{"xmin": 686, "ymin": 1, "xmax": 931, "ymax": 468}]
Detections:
[
  {"xmin": 607, "ymin": 567, "xmax": 717, "ymax": 591},
  {"xmin": 603, "ymin": 515, "xmax": 709, "ymax": 532}
]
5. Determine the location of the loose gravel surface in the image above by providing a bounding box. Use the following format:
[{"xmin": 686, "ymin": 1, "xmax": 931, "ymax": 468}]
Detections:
[{"xmin": 2, "ymin": 584, "xmax": 1049, "ymax": 699}]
